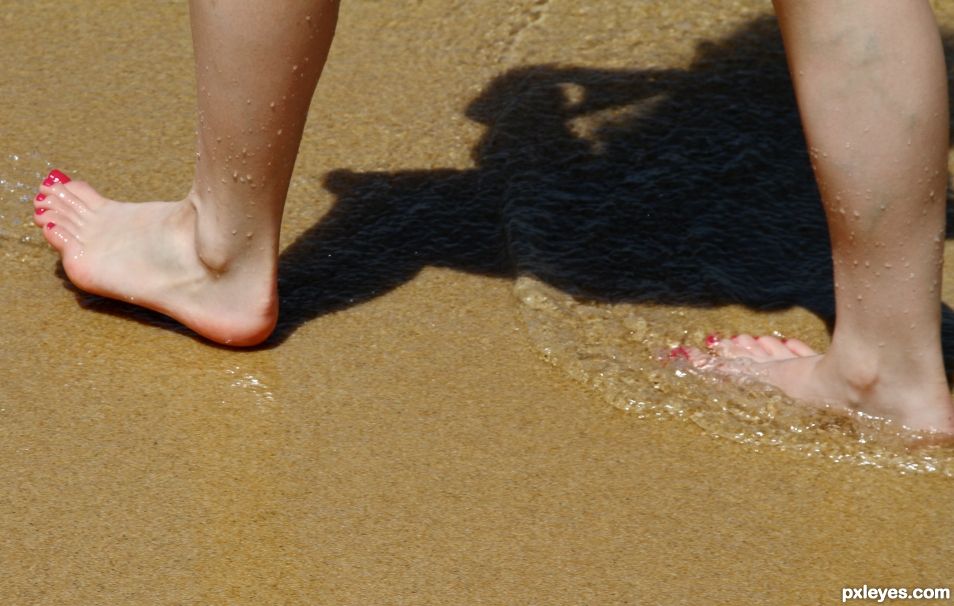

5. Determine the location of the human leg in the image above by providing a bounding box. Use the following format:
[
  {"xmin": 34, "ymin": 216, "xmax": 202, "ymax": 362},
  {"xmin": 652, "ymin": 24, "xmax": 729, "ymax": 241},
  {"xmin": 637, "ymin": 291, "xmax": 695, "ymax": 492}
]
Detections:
[
  {"xmin": 696, "ymin": 0, "xmax": 954, "ymax": 432},
  {"xmin": 34, "ymin": 0, "xmax": 339, "ymax": 346}
]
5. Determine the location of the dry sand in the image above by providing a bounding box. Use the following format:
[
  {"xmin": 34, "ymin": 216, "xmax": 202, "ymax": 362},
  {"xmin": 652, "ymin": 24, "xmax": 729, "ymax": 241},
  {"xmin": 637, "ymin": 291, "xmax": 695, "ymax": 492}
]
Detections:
[{"xmin": 2, "ymin": 1, "xmax": 953, "ymax": 603}]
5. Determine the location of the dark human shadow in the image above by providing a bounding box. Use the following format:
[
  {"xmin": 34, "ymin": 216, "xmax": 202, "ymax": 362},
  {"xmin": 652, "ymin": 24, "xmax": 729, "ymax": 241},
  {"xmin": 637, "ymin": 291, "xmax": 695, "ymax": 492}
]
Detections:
[{"xmin": 273, "ymin": 14, "xmax": 954, "ymax": 364}]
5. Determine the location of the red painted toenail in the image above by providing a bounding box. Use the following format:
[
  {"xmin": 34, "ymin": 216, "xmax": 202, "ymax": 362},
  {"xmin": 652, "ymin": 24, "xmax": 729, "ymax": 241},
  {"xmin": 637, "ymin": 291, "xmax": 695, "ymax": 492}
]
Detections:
[
  {"xmin": 48, "ymin": 169, "xmax": 71, "ymax": 185},
  {"xmin": 45, "ymin": 222, "xmax": 55, "ymax": 229},
  {"xmin": 35, "ymin": 193, "xmax": 46, "ymax": 202},
  {"xmin": 781, "ymin": 338, "xmax": 789, "ymax": 343},
  {"xmin": 35, "ymin": 207, "xmax": 46, "ymax": 215},
  {"xmin": 668, "ymin": 346, "xmax": 690, "ymax": 359},
  {"xmin": 705, "ymin": 334, "xmax": 720, "ymax": 347}
]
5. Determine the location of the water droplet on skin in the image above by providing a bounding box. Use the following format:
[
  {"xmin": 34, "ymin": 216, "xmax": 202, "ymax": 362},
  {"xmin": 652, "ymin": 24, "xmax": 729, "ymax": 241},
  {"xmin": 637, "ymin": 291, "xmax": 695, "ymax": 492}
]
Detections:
[
  {"xmin": 245, "ymin": 174, "xmax": 252, "ymax": 181},
  {"xmin": 864, "ymin": 261, "xmax": 870, "ymax": 267},
  {"xmin": 269, "ymin": 101, "xmax": 276, "ymax": 109},
  {"xmin": 231, "ymin": 230, "xmax": 237, "ymax": 236},
  {"xmin": 857, "ymin": 295, "xmax": 863, "ymax": 301},
  {"xmin": 246, "ymin": 99, "xmax": 251, "ymax": 105},
  {"xmin": 277, "ymin": 129, "xmax": 283, "ymax": 135},
  {"xmin": 232, "ymin": 170, "xmax": 239, "ymax": 179},
  {"xmin": 292, "ymin": 65, "xmax": 299, "ymax": 72},
  {"xmin": 852, "ymin": 210, "xmax": 860, "ymax": 218},
  {"xmin": 883, "ymin": 262, "xmax": 893, "ymax": 268},
  {"xmin": 245, "ymin": 232, "xmax": 253, "ymax": 239}
]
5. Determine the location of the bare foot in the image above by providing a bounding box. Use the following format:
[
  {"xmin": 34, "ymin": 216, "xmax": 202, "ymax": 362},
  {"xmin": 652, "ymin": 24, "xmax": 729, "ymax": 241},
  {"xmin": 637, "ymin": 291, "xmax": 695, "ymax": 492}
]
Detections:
[
  {"xmin": 33, "ymin": 170, "xmax": 277, "ymax": 346},
  {"xmin": 683, "ymin": 334, "xmax": 954, "ymax": 435}
]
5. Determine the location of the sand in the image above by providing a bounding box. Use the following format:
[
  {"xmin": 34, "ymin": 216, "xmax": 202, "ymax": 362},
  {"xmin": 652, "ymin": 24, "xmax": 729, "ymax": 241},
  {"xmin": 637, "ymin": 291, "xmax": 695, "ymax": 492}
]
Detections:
[{"xmin": 2, "ymin": 1, "xmax": 953, "ymax": 603}]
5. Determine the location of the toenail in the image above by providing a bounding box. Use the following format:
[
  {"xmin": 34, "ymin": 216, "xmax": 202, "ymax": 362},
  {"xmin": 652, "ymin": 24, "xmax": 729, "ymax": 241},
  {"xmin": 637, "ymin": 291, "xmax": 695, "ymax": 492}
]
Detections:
[
  {"xmin": 35, "ymin": 193, "xmax": 45, "ymax": 202},
  {"xmin": 668, "ymin": 346, "xmax": 690, "ymax": 359},
  {"xmin": 47, "ymin": 169, "xmax": 71, "ymax": 185},
  {"xmin": 705, "ymin": 334, "xmax": 720, "ymax": 346},
  {"xmin": 781, "ymin": 338, "xmax": 789, "ymax": 343},
  {"xmin": 45, "ymin": 222, "xmax": 55, "ymax": 229},
  {"xmin": 35, "ymin": 207, "xmax": 46, "ymax": 215}
]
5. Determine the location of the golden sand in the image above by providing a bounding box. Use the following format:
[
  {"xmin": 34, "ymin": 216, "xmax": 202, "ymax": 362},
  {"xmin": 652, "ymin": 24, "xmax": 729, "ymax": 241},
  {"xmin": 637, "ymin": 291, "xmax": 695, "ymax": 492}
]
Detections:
[{"xmin": 2, "ymin": 1, "xmax": 953, "ymax": 603}]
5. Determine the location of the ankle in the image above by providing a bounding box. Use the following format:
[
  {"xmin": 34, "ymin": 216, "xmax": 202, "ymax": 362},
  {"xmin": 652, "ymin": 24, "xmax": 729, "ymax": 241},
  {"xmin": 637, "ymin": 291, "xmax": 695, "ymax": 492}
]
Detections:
[
  {"xmin": 185, "ymin": 190, "xmax": 278, "ymax": 275},
  {"xmin": 822, "ymin": 342, "xmax": 949, "ymax": 405}
]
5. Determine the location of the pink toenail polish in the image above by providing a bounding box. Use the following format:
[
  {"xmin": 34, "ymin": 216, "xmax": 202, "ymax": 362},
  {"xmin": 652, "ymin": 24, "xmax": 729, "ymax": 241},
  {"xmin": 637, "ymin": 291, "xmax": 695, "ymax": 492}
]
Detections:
[
  {"xmin": 35, "ymin": 207, "xmax": 46, "ymax": 215},
  {"xmin": 47, "ymin": 169, "xmax": 71, "ymax": 185},
  {"xmin": 35, "ymin": 193, "xmax": 46, "ymax": 202},
  {"xmin": 45, "ymin": 222, "xmax": 55, "ymax": 229}
]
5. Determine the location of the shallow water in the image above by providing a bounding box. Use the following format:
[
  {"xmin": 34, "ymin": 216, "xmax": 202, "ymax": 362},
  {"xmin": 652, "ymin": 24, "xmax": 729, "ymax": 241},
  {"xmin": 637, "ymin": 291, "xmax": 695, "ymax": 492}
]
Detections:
[
  {"xmin": 516, "ymin": 277, "xmax": 954, "ymax": 475},
  {"xmin": 0, "ymin": 153, "xmax": 54, "ymax": 246}
]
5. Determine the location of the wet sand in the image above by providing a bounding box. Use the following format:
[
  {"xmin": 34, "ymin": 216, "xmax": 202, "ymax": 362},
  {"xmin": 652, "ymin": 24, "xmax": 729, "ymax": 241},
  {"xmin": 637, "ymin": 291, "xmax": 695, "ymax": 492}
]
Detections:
[{"xmin": 2, "ymin": 1, "xmax": 954, "ymax": 603}]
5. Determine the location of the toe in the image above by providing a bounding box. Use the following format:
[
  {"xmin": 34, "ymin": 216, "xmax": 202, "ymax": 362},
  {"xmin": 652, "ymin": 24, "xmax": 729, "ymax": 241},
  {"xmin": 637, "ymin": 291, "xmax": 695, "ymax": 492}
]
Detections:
[
  {"xmin": 755, "ymin": 335, "xmax": 798, "ymax": 360},
  {"xmin": 62, "ymin": 180, "xmax": 107, "ymax": 210},
  {"xmin": 40, "ymin": 183, "xmax": 91, "ymax": 218},
  {"xmin": 41, "ymin": 220, "xmax": 79, "ymax": 254},
  {"xmin": 32, "ymin": 204, "xmax": 53, "ymax": 227},
  {"xmin": 782, "ymin": 337, "xmax": 816, "ymax": 357},
  {"xmin": 709, "ymin": 334, "xmax": 761, "ymax": 362},
  {"xmin": 725, "ymin": 334, "xmax": 763, "ymax": 357},
  {"xmin": 683, "ymin": 345, "xmax": 714, "ymax": 369}
]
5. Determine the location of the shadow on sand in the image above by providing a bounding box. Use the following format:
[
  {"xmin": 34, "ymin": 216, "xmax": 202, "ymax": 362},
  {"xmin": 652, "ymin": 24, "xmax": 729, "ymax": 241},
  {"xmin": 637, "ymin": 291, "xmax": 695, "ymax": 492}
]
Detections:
[{"xmin": 274, "ymin": 16, "xmax": 954, "ymax": 360}]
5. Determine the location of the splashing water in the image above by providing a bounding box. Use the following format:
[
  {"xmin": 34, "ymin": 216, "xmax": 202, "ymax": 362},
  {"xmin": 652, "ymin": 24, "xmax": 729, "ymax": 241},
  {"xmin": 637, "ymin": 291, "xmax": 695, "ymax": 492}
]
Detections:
[
  {"xmin": 0, "ymin": 152, "xmax": 58, "ymax": 247},
  {"xmin": 515, "ymin": 276, "xmax": 954, "ymax": 477}
]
